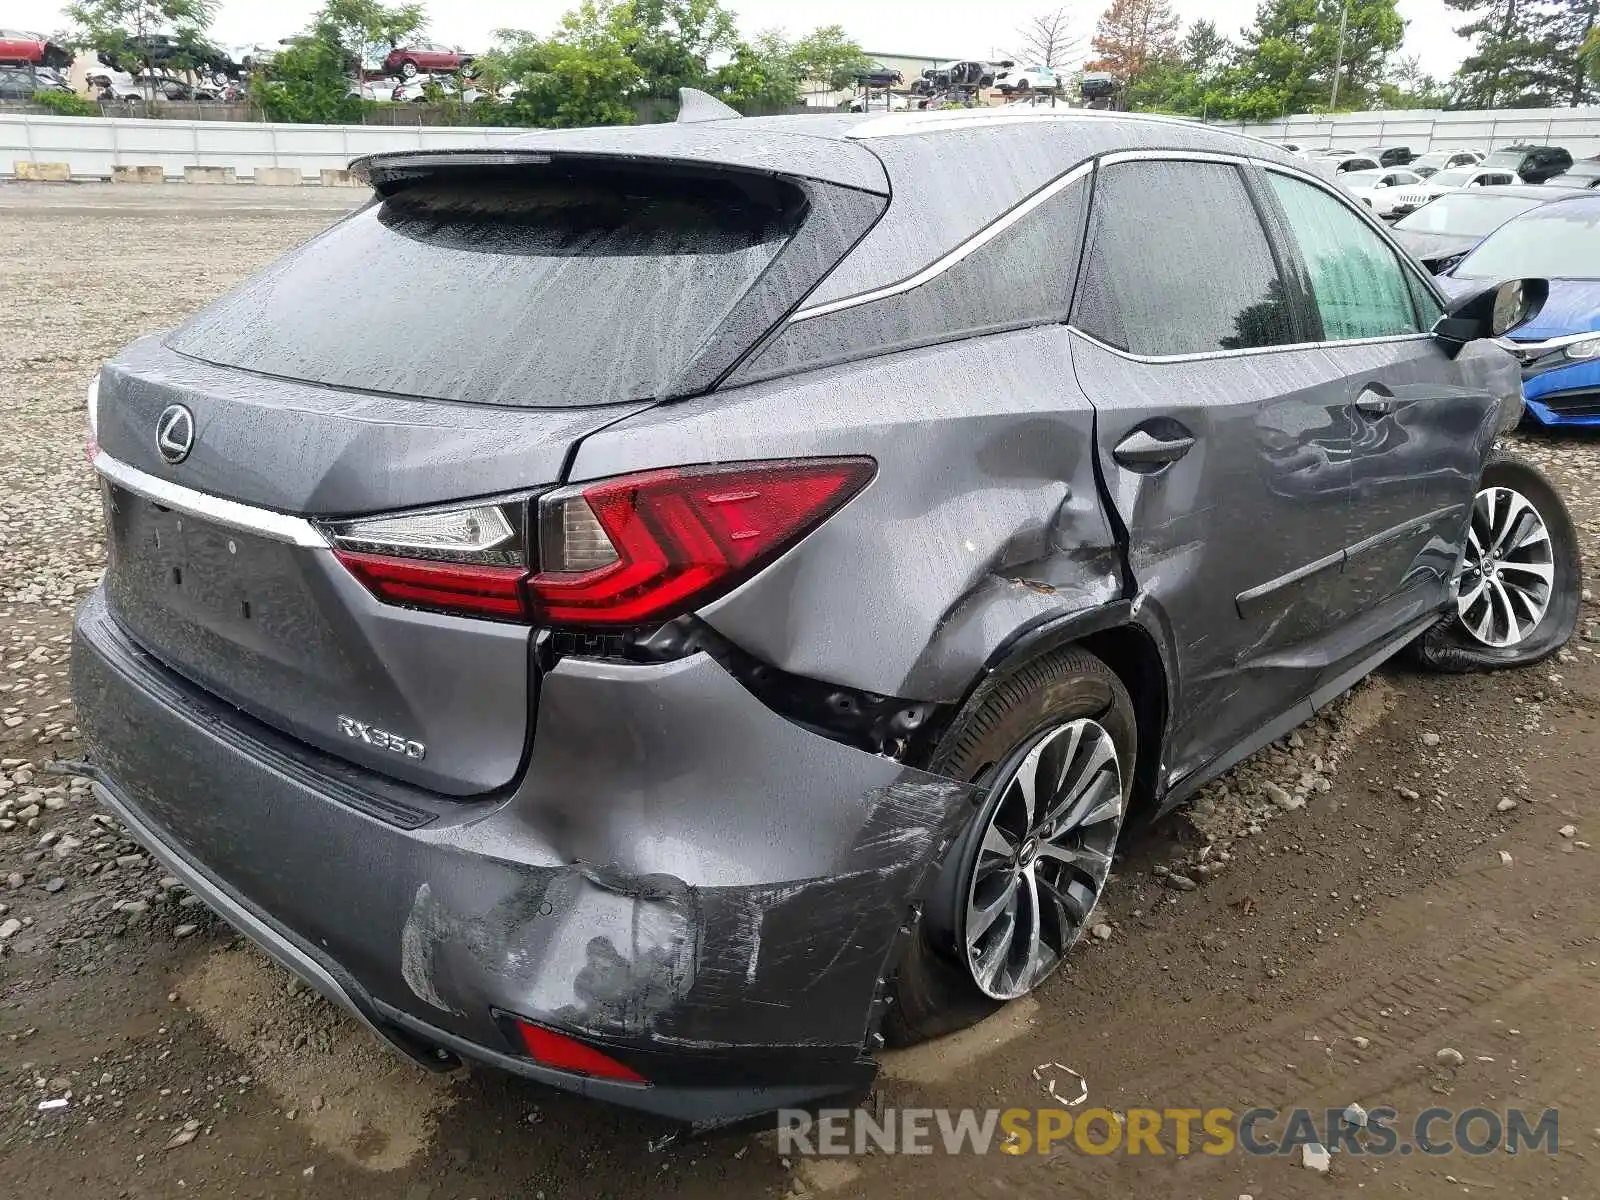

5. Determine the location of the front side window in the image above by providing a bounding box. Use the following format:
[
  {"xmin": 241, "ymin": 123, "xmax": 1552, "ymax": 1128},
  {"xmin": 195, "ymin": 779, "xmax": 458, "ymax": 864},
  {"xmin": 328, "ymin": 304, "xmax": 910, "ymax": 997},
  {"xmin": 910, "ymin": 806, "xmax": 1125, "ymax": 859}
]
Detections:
[
  {"xmin": 1267, "ymin": 172, "xmax": 1422, "ymax": 341},
  {"xmin": 1074, "ymin": 160, "xmax": 1294, "ymax": 356}
]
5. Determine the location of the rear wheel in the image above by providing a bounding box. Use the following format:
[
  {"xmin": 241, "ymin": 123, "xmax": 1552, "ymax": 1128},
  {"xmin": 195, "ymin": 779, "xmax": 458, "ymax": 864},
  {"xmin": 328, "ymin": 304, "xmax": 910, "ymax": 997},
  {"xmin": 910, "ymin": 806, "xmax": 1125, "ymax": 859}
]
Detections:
[
  {"xmin": 399, "ymin": 58, "xmax": 418, "ymax": 79},
  {"xmin": 883, "ymin": 648, "xmax": 1135, "ymax": 1046},
  {"xmin": 1411, "ymin": 449, "xmax": 1582, "ymax": 672}
]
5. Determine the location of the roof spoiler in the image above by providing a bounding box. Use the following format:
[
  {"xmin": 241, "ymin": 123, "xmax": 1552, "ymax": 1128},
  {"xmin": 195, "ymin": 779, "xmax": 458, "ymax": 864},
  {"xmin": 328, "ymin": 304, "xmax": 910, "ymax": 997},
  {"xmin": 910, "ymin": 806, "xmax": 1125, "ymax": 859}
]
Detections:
[{"xmin": 677, "ymin": 86, "xmax": 740, "ymax": 123}]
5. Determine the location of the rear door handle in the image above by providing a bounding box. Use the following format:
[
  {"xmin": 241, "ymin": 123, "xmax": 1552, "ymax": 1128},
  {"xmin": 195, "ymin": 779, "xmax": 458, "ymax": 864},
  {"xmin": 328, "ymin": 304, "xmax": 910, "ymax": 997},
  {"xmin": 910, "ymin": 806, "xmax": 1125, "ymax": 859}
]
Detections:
[
  {"xmin": 1355, "ymin": 387, "xmax": 1395, "ymax": 417},
  {"xmin": 1113, "ymin": 429, "xmax": 1195, "ymax": 470}
]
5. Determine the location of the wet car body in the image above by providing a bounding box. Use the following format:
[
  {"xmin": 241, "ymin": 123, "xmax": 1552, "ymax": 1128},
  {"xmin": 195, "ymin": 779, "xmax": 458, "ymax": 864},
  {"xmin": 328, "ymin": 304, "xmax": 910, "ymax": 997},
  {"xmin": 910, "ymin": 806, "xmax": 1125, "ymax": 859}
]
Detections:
[{"xmin": 74, "ymin": 110, "xmax": 1528, "ymax": 1123}]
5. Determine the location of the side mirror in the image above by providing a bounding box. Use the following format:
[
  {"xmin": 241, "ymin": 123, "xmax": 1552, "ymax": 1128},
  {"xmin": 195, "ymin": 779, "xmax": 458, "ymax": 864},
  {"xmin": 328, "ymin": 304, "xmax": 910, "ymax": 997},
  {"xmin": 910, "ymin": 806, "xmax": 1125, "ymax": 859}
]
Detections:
[{"xmin": 1433, "ymin": 278, "xmax": 1548, "ymax": 355}]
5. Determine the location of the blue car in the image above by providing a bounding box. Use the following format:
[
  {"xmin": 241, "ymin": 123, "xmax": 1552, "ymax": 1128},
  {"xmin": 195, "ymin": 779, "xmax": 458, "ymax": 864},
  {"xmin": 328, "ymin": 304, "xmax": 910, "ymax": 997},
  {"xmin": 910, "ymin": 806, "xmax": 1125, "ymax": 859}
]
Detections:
[{"xmin": 1437, "ymin": 193, "xmax": 1600, "ymax": 427}]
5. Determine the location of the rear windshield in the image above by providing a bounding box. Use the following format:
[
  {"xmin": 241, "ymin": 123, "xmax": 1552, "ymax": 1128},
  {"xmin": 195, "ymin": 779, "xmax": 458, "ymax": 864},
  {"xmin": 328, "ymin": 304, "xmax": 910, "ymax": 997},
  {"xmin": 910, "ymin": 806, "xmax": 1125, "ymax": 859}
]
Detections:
[
  {"xmin": 1395, "ymin": 192, "xmax": 1544, "ymax": 236},
  {"xmin": 169, "ymin": 167, "xmax": 803, "ymax": 408}
]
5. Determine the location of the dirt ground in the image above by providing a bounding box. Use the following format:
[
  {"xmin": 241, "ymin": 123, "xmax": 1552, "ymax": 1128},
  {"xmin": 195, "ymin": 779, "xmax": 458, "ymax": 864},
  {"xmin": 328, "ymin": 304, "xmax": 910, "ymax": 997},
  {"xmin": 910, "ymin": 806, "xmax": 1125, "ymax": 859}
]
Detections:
[{"xmin": 2, "ymin": 182, "xmax": 1597, "ymax": 1200}]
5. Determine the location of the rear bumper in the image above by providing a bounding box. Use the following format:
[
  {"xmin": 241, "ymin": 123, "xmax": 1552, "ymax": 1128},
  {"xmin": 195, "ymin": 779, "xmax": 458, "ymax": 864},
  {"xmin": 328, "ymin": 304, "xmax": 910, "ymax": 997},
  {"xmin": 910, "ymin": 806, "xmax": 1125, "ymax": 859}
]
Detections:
[{"xmin": 72, "ymin": 588, "xmax": 980, "ymax": 1124}]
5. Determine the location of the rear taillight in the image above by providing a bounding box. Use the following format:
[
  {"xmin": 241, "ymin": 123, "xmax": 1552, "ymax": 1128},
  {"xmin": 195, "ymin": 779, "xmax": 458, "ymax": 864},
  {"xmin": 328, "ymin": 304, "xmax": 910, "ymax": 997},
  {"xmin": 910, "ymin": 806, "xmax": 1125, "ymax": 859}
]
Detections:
[
  {"xmin": 529, "ymin": 459, "xmax": 875, "ymax": 626},
  {"xmin": 325, "ymin": 458, "xmax": 873, "ymax": 627},
  {"xmin": 510, "ymin": 1018, "xmax": 647, "ymax": 1083},
  {"xmin": 328, "ymin": 498, "xmax": 532, "ymax": 622}
]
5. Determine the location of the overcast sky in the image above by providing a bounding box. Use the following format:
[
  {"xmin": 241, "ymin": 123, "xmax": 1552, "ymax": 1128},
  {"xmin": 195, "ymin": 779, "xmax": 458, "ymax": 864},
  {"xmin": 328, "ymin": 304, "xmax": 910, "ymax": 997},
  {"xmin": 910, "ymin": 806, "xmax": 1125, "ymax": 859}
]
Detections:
[{"xmin": 14, "ymin": 0, "xmax": 1473, "ymax": 78}]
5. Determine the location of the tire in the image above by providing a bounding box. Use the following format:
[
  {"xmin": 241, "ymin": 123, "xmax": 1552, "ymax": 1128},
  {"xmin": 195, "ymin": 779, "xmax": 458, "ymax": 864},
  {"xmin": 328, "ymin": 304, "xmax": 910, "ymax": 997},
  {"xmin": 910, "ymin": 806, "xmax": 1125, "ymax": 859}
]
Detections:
[
  {"xmin": 1410, "ymin": 448, "xmax": 1582, "ymax": 673},
  {"xmin": 399, "ymin": 58, "xmax": 418, "ymax": 79},
  {"xmin": 882, "ymin": 648, "xmax": 1136, "ymax": 1047}
]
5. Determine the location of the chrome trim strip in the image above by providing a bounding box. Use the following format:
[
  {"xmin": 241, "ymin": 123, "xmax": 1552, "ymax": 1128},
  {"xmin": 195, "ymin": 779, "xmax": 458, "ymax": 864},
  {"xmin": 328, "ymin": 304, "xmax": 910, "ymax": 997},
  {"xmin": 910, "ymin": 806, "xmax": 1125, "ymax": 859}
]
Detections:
[
  {"xmin": 1098, "ymin": 148, "xmax": 1250, "ymax": 167},
  {"xmin": 790, "ymin": 161, "xmax": 1096, "ymax": 322},
  {"xmin": 92, "ymin": 451, "xmax": 329, "ymax": 548},
  {"xmin": 1496, "ymin": 330, "xmax": 1600, "ymax": 357},
  {"xmin": 1068, "ymin": 325, "xmax": 1435, "ymax": 366}
]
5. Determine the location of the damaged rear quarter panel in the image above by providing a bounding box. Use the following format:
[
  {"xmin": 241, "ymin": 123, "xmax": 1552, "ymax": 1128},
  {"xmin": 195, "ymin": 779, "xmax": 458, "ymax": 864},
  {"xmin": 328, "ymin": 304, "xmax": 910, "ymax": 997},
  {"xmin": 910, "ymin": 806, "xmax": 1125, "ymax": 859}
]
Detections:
[
  {"xmin": 566, "ymin": 326, "xmax": 1123, "ymax": 703},
  {"xmin": 398, "ymin": 653, "xmax": 987, "ymax": 1051}
]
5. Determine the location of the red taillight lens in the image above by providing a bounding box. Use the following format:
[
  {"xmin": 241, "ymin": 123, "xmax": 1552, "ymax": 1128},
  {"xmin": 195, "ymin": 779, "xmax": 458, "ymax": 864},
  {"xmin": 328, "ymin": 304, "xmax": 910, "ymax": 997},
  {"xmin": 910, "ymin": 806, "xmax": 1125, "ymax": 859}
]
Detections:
[
  {"xmin": 513, "ymin": 1020, "xmax": 648, "ymax": 1083},
  {"xmin": 333, "ymin": 551, "xmax": 531, "ymax": 620},
  {"xmin": 530, "ymin": 459, "xmax": 874, "ymax": 626}
]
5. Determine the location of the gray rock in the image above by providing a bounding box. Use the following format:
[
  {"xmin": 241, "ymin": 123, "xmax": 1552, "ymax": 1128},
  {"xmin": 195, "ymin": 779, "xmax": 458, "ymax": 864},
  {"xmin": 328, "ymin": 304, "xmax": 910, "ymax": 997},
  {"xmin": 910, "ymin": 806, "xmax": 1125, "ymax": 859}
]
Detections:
[
  {"xmin": 1421, "ymin": 732, "xmax": 1441, "ymax": 747},
  {"xmin": 115, "ymin": 854, "xmax": 146, "ymax": 870},
  {"xmin": 0, "ymin": 917, "xmax": 20, "ymax": 940},
  {"xmin": 1263, "ymin": 781, "xmax": 1303, "ymax": 811},
  {"xmin": 174, "ymin": 923, "xmax": 198, "ymax": 938},
  {"xmin": 43, "ymin": 876, "xmax": 65, "ymax": 894},
  {"xmin": 1091, "ymin": 923, "xmax": 1112, "ymax": 940},
  {"xmin": 1496, "ymin": 797, "xmax": 1518, "ymax": 812},
  {"xmin": 1343, "ymin": 1102, "xmax": 1368, "ymax": 1128},
  {"xmin": 1165, "ymin": 872, "xmax": 1198, "ymax": 892},
  {"xmin": 1436, "ymin": 1047, "xmax": 1465, "ymax": 1066},
  {"xmin": 1559, "ymin": 824, "xmax": 1578, "ymax": 838},
  {"xmin": 1301, "ymin": 1142, "xmax": 1330, "ymax": 1173}
]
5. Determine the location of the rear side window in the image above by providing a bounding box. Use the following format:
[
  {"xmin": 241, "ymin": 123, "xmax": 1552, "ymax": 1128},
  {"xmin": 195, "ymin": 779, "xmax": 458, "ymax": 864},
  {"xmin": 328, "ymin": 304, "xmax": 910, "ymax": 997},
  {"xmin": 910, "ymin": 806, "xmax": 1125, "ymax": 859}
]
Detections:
[
  {"xmin": 1266, "ymin": 173, "xmax": 1422, "ymax": 341},
  {"xmin": 1074, "ymin": 160, "xmax": 1294, "ymax": 356},
  {"xmin": 169, "ymin": 167, "xmax": 805, "ymax": 408}
]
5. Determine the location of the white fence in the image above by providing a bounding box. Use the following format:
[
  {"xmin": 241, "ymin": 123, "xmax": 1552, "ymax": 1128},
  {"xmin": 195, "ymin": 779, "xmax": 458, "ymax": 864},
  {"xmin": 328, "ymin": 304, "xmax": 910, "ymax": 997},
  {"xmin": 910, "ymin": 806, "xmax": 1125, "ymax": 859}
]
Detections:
[
  {"xmin": 0, "ymin": 112, "xmax": 529, "ymax": 180},
  {"xmin": 4, "ymin": 106, "xmax": 1600, "ymax": 182},
  {"xmin": 1217, "ymin": 106, "xmax": 1600, "ymax": 158}
]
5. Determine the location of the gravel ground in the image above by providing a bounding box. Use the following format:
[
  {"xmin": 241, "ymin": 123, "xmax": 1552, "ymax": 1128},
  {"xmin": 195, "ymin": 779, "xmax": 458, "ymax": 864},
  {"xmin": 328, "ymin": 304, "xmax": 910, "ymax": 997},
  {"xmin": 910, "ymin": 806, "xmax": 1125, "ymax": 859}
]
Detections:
[{"xmin": 2, "ymin": 183, "xmax": 1598, "ymax": 1199}]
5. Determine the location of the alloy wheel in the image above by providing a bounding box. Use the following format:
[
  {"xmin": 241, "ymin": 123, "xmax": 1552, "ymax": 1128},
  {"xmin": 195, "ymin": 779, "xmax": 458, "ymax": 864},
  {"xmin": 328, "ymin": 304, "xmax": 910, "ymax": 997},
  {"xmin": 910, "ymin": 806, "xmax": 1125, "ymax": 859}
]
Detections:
[
  {"xmin": 962, "ymin": 718, "xmax": 1124, "ymax": 1001},
  {"xmin": 1455, "ymin": 485, "xmax": 1554, "ymax": 649}
]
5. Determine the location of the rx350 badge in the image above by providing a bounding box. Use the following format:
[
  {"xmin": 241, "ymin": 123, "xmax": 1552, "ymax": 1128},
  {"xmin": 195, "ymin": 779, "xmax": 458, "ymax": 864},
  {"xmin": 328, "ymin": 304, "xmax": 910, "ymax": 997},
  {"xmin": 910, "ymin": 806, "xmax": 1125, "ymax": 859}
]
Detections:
[{"xmin": 338, "ymin": 715, "xmax": 425, "ymax": 760}]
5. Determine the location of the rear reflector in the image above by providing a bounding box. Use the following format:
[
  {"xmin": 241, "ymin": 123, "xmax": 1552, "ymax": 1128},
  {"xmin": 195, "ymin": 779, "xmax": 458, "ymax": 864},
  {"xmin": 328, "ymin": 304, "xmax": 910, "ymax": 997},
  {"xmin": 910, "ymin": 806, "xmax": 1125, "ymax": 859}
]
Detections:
[
  {"xmin": 531, "ymin": 458, "xmax": 874, "ymax": 626},
  {"xmin": 513, "ymin": 1020, "xmax": 648, "ymax": 1083},
  {"xmin": 333, "ymin": 550, "xmax": 529, "ymax": 620}
]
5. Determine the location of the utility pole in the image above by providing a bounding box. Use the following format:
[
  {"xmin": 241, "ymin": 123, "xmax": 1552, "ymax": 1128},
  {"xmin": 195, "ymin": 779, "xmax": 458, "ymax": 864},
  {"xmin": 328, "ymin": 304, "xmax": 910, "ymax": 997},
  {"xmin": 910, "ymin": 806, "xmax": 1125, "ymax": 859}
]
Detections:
[{"xmin": 1329, "ymin": 0, "xmax": 1350, "ymax": 110}]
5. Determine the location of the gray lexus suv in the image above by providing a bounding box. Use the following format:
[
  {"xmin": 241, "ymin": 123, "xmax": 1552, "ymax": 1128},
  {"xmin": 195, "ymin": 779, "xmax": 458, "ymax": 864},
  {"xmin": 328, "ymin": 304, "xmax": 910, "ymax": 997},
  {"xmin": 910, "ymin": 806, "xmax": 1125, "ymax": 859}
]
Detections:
[{"xmin": 72, "ymin": 105, "xmax": 1581, "ymax": 1124}]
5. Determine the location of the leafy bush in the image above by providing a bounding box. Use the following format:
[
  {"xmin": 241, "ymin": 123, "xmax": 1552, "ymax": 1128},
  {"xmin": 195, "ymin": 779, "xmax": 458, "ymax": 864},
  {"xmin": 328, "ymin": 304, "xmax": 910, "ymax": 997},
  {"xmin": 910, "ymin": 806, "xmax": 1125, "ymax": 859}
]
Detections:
[{"xmin": 32, "ymin": 89, "xmax": 101, "ymax": 117}]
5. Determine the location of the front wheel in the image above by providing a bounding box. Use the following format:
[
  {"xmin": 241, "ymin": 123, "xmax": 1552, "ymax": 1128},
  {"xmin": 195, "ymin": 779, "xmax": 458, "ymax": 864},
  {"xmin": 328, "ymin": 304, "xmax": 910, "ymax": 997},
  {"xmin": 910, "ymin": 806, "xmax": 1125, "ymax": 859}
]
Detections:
[
  {"xmin": 399, "ymin": 58, "xmax": 418, "ymax": 79},
  {"xmin": 1411, "ymin": 449, "xmax": 1583, "ymax": 672},
  {"xmin": 883, "ymin": 648, "xmax": 1135, "ymax": 1046}
]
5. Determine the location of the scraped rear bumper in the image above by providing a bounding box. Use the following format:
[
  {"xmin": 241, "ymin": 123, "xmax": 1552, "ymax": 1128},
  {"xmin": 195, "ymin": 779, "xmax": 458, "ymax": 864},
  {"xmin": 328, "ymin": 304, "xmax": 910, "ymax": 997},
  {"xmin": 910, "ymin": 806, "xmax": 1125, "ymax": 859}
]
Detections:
[{"xmin": 72, "ymin": 588, "xmax": 980, "ymax": 1123}]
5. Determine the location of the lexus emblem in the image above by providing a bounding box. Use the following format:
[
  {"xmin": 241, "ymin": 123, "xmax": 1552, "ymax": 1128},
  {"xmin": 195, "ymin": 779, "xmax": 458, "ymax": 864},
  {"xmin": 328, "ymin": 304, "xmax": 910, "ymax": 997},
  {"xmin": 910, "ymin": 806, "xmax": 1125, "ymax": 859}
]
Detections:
[{"xmin": 156, "ymin": 404, "xmax": 195, "ymax": 465}]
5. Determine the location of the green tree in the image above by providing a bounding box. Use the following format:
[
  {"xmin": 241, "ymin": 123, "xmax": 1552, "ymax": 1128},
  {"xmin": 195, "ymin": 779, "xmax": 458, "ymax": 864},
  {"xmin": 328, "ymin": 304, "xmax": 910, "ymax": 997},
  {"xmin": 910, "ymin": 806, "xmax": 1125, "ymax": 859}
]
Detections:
[
  {"xmin": 790, "ymin": 24, "xmax": 872, "ymax": 93},
  {"xmin": 1444, "ymin": 0, "xmax": 1567, "ymax": 107},
  {"xmin": 1122, "ymin": 17, "xmax": 1234, "ymax": 115},
  {"xmin": 1550, "ymin": 0, "xmax": 1599, "ymax": 104},
  {"xmin": 1377, "ymin": 52, "xmax": 1451, "ymax": 107},
  {"xmin": 482, "ymin": 13, "xmax": 643, "ymax": 128},
  {"xmin": 66, "ymin": 0, "xmax": 218, "ymax": 98},
  {"xmin": 1228, "ymin": 0, "xmax": 1404, "ymax": 117},
  {"xmin": 1586, "ymin": 23, "xmax": 1600, "ymax": 87},
  {"xmin": 315, "ymin": 0, "xmax": 426, "ymax": 73},
  {"xmin": 711, "ymin": 30, "xmax": 802, "ymax": 112},
  {"xmin": 626, "ymin": 0, "xmax": 738, "ymax": 96},
  {"xmin": 253, "ymin": 35, "xmax": 363, "ymax": 122}
]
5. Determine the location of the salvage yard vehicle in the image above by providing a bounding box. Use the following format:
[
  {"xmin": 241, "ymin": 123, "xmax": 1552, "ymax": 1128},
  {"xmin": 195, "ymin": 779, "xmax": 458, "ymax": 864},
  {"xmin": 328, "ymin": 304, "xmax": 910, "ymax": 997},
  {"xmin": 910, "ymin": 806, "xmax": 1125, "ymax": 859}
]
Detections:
[
  {"xmin": 1437, "ymin": 193, "xmax": 1600, "ymax": 428},
  {"xmin": 1391, "ymin": 185, "xmax": 1588, "ymax": 274},
  {"xmin": 1339, "ymin": 166, "xmax": 1425, "ymax": 218},
  {"xmin": 73, "ymin": 102, "xmax": 1582, "ymax": 1124}
]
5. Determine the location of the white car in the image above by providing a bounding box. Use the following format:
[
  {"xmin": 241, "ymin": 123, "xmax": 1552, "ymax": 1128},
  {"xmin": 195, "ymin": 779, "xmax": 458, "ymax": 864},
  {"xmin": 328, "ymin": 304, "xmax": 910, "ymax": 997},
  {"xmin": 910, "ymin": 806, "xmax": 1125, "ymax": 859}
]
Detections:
[
  {"xmin": 1385, "ymin": 164, "xmax": 1522, "ymax": 218},
  {"xmin": 847, "ymin": 91, "xmax": 907, "ymax": 112},
  {"xmin": 1339, "ymin": 168, "xmax": 1426, "ymax": 219},
  {"xmin": 1409, "ymin": 148, "xmax": 1485, "ymax": 179},
  {"xmin": 994, "ymin": 64, "xmax": 1059, "ymax": 93},
  {"xmin": 86, "ymin": 69, "xmax": 146, "ymax": 102},
  {"xmin": 389, "ymin": 75, "xmax": 458, "ymax": 102}
]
